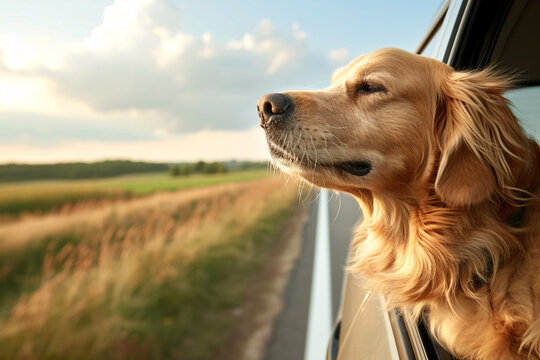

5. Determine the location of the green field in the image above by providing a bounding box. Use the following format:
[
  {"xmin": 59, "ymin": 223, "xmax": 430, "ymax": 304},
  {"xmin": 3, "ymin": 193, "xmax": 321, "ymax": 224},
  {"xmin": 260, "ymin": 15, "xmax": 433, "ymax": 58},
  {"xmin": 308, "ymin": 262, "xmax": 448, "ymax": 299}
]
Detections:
[
  {"xmin": 101, "ymin": 169, "xmax": 269, "ymax": 195},
  {"xmin": 0, "ymin": 170, "xmax": 268, "ymax": 217},
  {"xmin": 0, "ymin": 176, "xmax": 297, "ymax": 360}
]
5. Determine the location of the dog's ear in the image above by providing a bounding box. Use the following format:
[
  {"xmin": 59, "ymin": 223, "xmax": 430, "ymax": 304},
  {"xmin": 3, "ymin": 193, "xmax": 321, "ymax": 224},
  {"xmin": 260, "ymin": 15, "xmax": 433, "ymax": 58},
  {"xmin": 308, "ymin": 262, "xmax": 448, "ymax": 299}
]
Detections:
[
  {"xmin": 434, "ymin": 69, "xmax": 526, "ymax": 207},
  {"xmin": 435, "ymin": 139, "xmax": 496, "ymax": 207}
]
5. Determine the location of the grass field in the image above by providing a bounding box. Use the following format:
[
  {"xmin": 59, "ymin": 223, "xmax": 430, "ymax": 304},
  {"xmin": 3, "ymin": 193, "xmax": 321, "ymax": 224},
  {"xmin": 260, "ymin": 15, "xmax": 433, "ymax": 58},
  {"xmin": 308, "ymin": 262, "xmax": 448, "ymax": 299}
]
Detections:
[
  {"xmin": 0, "ymin": 170, "xmax": 268, "ymax": 218},
  {"xmin": 0, "ymin": 176, "xmax": 297, "ymax": 360}
]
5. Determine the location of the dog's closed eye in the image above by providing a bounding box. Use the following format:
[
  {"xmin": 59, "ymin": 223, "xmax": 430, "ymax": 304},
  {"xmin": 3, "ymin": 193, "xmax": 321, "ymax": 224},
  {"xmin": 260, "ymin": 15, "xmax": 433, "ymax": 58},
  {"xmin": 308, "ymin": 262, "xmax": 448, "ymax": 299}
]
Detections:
[{"xmin": 356, "ymin": 82, "xmax": 387, "ymax": 94}]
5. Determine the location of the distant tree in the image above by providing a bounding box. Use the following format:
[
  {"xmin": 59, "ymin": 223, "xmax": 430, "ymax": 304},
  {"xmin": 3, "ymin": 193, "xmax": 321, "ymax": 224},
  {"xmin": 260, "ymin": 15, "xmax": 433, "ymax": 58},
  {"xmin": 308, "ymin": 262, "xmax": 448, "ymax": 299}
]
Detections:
[
  {"xmin": 202, "ymin": 162, "xmax": 228, "ymax": 174},
  {"xmin": 170, "ymin": 165, "xmax": 181, "ymax": 177},
  {"xmin": 194, "ymin": 161, "xmax": 206, "ymax": 173},
  {"xmin": 179, "ymin": 164, "xmax": 191, "ymax": 176},
  {"xmin": 0, "ymin": 160, "xmax": 169, "ymax": 182},
  {"xmin": 233, "ymin": 161, "xmax": 267, "ymax": 171},
  {"xmin": 215, "ymin": 162, "xmax": 228, "ymax": 173},
  {"xmin": 202, "ymin": 162, "xmax": 218, "ymax": 174}
]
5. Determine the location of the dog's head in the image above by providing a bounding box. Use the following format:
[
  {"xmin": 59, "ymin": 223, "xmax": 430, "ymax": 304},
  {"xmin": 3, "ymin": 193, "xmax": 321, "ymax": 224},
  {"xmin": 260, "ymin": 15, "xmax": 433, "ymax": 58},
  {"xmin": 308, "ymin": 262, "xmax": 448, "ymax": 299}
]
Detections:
[{"xmin": 258, "ymin": 48, "xmax": 527, "ymax": 207}]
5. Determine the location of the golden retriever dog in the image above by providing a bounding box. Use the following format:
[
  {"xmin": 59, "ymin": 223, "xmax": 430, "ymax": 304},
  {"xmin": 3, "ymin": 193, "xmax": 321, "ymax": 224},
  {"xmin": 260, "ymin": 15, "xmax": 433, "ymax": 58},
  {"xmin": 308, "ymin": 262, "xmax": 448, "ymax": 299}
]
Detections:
[{"xmin": 257, "ymin": 48, "xmax": 540, "ymax": 359}]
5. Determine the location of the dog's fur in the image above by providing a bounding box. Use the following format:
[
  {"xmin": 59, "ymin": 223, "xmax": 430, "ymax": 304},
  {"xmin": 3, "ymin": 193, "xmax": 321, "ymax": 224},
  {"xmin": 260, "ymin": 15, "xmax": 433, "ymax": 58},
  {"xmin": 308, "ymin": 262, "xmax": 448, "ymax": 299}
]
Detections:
[{"xmin": 260, "ymin": 48, "xmax": 540, "ymax": 359}]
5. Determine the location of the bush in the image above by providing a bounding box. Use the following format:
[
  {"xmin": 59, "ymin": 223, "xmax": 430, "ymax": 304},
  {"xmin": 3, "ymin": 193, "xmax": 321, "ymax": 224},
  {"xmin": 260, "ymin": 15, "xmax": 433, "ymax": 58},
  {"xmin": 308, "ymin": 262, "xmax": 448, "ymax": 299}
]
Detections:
[
  {"xmin": 179, "ymin": 164, "xmax": 191, "ymax": 176},
  {"xmin": 169, "ymin": 165, "xmax": 181, "ymax": 177}
]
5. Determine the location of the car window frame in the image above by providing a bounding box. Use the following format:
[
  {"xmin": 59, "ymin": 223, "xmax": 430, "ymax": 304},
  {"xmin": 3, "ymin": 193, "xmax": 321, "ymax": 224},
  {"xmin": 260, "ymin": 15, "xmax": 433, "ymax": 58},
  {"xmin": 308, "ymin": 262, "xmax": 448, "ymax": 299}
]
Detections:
[{"xmin": 330, "ymin": 0, "xmax": 539, "ymax": 359}]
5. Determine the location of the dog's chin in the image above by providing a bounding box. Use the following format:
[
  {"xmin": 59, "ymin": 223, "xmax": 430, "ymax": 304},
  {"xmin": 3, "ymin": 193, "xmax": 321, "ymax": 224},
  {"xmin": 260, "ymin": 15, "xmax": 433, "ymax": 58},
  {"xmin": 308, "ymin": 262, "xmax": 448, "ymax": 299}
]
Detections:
[{"xmin": 269, "ymin": 146, "xmax": 372, "ymax": 189}]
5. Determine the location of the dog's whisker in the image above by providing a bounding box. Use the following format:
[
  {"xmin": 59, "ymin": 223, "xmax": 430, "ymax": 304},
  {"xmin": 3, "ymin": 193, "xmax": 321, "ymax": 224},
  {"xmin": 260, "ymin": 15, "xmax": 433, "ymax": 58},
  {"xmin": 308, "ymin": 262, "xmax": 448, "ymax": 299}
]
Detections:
[
  {"xmin": 323, "ymin": 124, "xmax": 347, "ymax": 130},
  {"xmin": 332, "ymin": 191, "xmax": 342, "ymax": 223},
  {"xmin": 307, "ymin": 132, "xmax": 318, "ymax": 168}
]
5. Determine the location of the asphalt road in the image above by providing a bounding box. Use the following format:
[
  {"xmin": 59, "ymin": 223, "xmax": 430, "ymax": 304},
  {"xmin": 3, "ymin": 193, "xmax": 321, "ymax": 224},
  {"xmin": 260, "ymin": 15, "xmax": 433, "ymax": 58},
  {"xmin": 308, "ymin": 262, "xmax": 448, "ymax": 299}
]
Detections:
[{"xmin": 263, "ymin": 191, "xmax": 362, "ymax": 360}]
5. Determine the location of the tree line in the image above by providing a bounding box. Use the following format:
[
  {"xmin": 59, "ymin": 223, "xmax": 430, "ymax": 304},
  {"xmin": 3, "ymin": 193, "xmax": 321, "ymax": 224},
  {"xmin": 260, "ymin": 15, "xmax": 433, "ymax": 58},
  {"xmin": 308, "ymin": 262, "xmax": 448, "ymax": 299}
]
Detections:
[
  {"xmin": 0, "ymin": 160, "xmax": 269, "ymax": 182},
  {"xmin": 169, "ymin": 161, "xmax": 267, "ymax": 177},
  {"xmin": 0, "ymin": 160, "xmax": 168, "ymax": 182}
]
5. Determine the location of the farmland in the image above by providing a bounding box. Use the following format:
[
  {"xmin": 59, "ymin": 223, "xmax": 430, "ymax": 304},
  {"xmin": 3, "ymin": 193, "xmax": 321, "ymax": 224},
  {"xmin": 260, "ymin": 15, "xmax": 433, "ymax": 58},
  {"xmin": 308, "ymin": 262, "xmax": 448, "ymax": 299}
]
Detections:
[
  {"xmin": 0, "ymin": 173, "xmax": 297, "ymax": 360},
  {"xmin": 0, "ymin": 169, "xmax": 268, "ymax": 218}
]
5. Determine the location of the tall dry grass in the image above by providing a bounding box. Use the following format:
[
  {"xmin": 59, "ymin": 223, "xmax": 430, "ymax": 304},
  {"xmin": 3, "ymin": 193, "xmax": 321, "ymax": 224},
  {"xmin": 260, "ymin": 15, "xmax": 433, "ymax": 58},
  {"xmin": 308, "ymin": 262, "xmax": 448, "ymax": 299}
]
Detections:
[
  {"xmin": 0, "ymin": 170, "xmax": 268, "ymax": 220},
  {"xmin": 0, "ymin": 177, "xmax": 297, "ymax": 360}
]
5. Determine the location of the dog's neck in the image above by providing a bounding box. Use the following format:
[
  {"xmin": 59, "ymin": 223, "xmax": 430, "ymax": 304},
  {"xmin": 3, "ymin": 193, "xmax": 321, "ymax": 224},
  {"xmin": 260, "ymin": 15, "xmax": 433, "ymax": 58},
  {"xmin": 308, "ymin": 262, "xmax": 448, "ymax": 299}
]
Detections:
[{"xmin": 350, "ymin": 187, "xmax": 523, "ymax": 316}]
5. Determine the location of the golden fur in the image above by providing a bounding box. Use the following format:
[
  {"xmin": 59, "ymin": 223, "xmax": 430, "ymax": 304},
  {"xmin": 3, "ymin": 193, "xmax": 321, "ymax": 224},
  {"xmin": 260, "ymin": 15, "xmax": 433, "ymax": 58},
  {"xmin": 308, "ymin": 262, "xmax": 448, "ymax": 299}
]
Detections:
[{"xmin": 261, "ymin": 48, "xmax": 540, "ymax": 359}]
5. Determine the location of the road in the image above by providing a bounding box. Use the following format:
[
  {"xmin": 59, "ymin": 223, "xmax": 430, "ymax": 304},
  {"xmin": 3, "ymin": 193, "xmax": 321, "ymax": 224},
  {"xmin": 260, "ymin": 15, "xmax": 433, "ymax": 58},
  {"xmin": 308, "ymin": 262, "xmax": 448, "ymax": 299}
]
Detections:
[{"xmin": 263, "ymin": 191, "xmax": 362, "ymax": 360}]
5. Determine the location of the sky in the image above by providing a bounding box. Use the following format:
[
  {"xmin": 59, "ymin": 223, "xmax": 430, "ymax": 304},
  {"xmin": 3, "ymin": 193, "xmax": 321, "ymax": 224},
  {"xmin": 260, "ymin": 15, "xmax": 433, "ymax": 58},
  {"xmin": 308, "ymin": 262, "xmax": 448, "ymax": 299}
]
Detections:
[{"xmin": 0, "ymin": 0, "xmax": 442, "ymax": 163}]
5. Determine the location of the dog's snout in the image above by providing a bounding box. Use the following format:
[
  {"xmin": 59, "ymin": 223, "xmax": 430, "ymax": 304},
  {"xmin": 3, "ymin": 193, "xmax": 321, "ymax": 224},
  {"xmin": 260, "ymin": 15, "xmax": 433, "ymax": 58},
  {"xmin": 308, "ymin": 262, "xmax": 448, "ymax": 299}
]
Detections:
[{"xmin": 257, "ymin": 93, "xmax": 292, "ymax": 129}]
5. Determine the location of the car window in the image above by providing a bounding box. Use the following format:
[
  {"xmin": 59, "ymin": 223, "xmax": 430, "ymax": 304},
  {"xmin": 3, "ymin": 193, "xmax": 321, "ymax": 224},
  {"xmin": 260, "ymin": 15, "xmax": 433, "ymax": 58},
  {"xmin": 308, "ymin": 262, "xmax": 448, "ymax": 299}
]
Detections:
[
  {"xmin": 506, "ymin": 86, "xmax": 540, "ymax": 141},
  {"xmin": 446, "ymin": 0, "xmax": 540, "ymax": 141},
  {"xmin": 417, "ymin": 1, "xmax": 449, "ymax": 58},
  {"xmin": 420, "ymin": 27, "xmax": 443, "ymax": 58},
  {"xmin": 491, "ymin": 0, "xmax": 540, "ymax": 141},
  {"xmin": 488, "ymin": 0, "xmax": 540, "ymax": 141}
]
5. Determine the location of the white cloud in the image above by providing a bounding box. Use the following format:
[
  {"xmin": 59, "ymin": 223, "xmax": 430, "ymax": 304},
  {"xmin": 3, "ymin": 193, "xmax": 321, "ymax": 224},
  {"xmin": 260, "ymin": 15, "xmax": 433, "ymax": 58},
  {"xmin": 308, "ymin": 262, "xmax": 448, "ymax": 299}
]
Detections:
[
  {"xmin": 226, "ymin": 33, "xmax": 255, "ymax": 51},
  {"xmin": 202, "ymin": 32, "xmax": 212, "ymax": 43},
  {"xmin": 0, "ymin": 0, "xmax": 337, "ymax": 162},
  {"xmin": 0, "ymin": 71, "xmax": 89, "ymax": 116},
  {"xmin": 83, "ymin": 0, "xmax": 179, "ymax": 53},
  {"xmin": 267, "ymin": 50, "xmax": 290, "ymax": 75},
  {"xmin": 329, "ymin": 48, "xmax": 349, "ymax": 64},
  {"xmin": 226, "ymin": 21, "xmax": 311, "ymax": 75},
  {"xmin": 153, "ymin": 27, "xmax": 194, "ymax": 67},
  {"xmin": 256, "ymin": 19, "xmax": 274, "ymax": 36},
  {"xmin": 0, "ymin": 35, "xmax": 70, "ymax": 70},
  {"xmin": 291, "ymin": 23, "xmax": 307, "ymax": 40}
]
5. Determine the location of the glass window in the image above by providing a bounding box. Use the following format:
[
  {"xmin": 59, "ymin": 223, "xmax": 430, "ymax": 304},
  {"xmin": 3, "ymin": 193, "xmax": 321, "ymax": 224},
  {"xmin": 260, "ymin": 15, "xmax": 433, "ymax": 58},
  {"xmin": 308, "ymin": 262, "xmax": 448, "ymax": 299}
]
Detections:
[
  {"xmin": 417, "ymin": 4, "xmax": 448, "ymax": 59},
  {"xmin": 421, "ymin": 28, "xmax": 444, "ymax": 58},
  {"xmin": 506, "ymin": 86, "xmax": 540, "ymax": 141}
]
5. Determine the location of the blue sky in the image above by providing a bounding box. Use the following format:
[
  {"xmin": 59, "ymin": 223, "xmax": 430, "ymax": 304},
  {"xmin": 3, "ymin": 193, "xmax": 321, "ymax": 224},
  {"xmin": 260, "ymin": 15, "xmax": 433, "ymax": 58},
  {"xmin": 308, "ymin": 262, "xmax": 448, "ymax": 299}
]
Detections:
[{"xmin": 0, "ymin": 0, "xmax": 441, "ymax": 163}]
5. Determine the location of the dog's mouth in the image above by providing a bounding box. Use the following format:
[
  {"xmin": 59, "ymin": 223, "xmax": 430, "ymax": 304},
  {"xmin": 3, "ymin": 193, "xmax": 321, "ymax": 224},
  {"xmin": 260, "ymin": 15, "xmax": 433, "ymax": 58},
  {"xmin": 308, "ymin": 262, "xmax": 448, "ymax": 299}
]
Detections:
[
  {"xmin": 269, "ymin": 143, "xmax": 372, "ymax": 177},
  {"xmin": 335, "ymin": 161, "xmax": 372, "ymax": 176}
]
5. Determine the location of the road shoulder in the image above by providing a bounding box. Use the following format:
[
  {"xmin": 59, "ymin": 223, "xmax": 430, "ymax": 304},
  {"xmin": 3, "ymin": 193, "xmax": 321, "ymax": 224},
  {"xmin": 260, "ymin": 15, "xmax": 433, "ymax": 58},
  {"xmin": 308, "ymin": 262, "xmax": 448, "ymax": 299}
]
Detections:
[{"xmin": 214, "ymin": 200, "xmax": 310, "ymax": 360}]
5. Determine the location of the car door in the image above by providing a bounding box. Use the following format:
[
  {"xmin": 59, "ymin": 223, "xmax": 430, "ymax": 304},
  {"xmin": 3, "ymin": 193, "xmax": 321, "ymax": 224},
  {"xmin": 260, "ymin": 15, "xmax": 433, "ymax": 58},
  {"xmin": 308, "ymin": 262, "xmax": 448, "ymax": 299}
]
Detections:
[{"xmin": 329, "ymin": 0, "xmax": 540, "ymax": 359}]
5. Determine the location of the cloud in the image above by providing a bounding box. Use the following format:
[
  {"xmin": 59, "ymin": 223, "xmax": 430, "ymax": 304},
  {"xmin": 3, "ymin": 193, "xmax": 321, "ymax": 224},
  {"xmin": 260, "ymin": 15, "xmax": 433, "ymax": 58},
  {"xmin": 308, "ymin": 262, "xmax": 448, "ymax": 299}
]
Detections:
[
  {"xmin": 291, "ymin": 23, "xmax": 307, "ymax": 40},
  {"xmin": 0, "ymin": 0, "xmax": 338, "ymax": 160},
  {"xmin": 0, "ymin": 35, "xmax": 71, "ymax": 71},
  {"xmin": 153, "ymin": 27, "xmax": 194, "ymax": 67},
  {"xmin": 329, "ymin": 48, "xmax": 349, "ymax": 64}
]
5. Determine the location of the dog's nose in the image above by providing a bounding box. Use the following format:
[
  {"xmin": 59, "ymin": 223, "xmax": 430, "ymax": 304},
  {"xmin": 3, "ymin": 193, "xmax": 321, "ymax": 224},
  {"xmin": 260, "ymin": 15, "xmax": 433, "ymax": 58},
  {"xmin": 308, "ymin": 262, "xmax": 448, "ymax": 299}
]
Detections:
[{"xmin": 257, "ymin": 93, "xmax": 292, "ymax": 129}]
